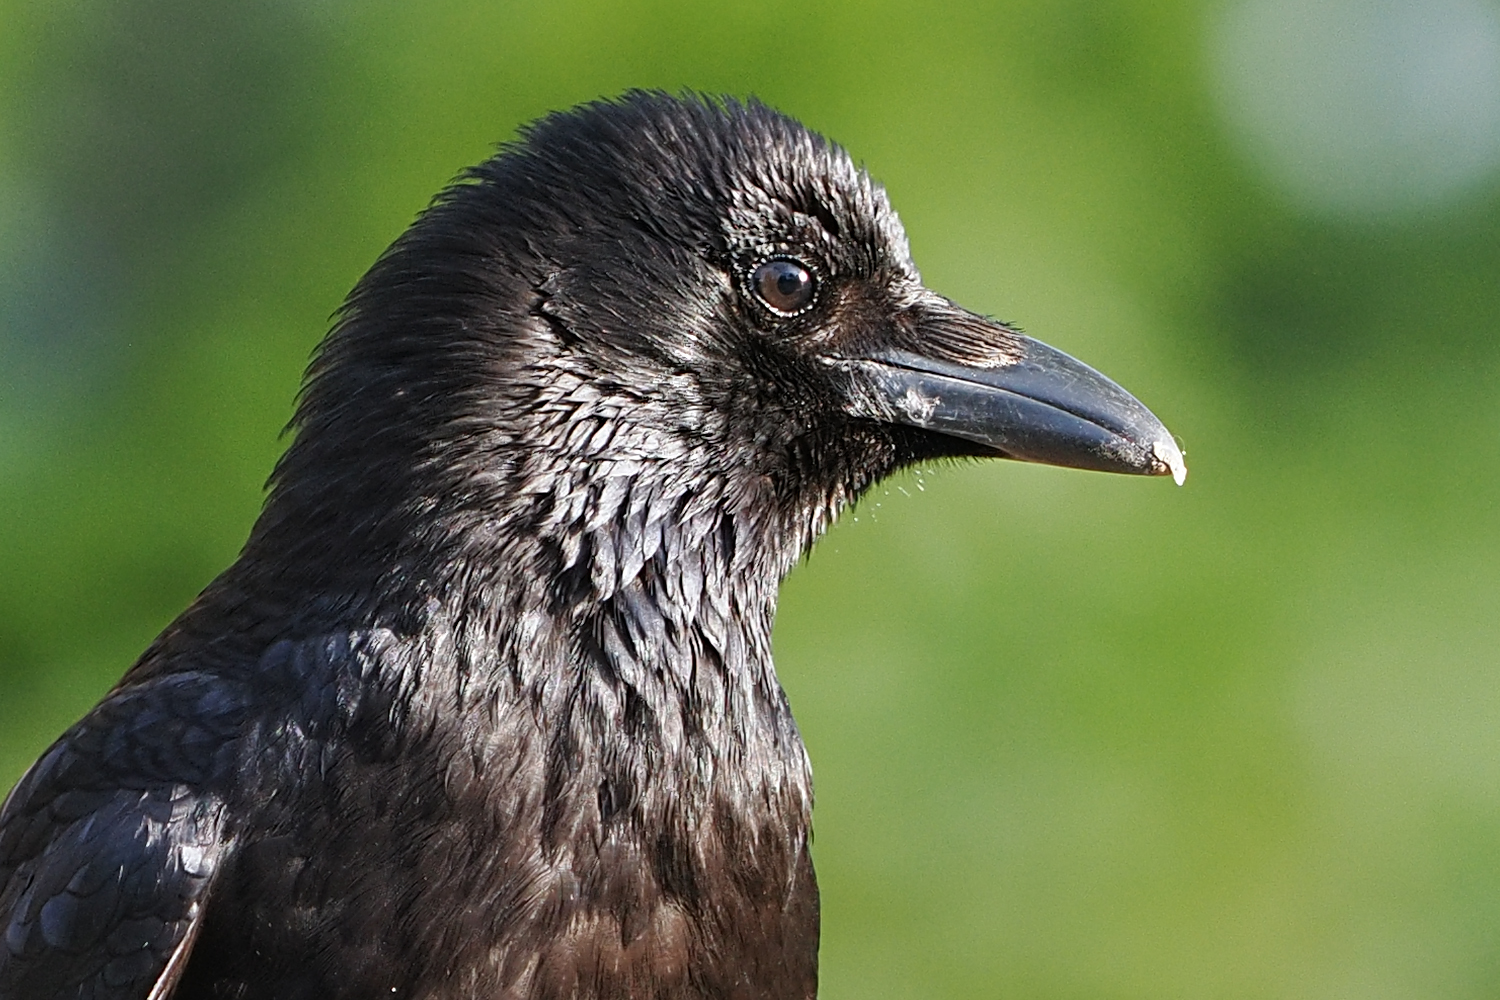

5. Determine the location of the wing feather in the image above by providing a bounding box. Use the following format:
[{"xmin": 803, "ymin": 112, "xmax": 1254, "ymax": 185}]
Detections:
[{"xmin": 0, "ymin": 673, "xmax": 248, "ymax": 1000}]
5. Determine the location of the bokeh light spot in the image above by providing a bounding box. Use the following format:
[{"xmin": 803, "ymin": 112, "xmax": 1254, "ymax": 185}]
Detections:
[{"xmin": 1211, "ymin": 0, "xmax": 1500, "ymax": 216}]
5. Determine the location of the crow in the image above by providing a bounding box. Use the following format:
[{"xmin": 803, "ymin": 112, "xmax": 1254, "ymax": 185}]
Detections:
[{"xmin": 0, "ymin": 92, "xmax": 1184, "ymax": 1000}]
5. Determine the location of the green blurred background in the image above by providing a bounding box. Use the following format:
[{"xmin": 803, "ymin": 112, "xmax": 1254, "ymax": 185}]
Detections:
[{"xmin": 4, "ymin": 0, "xmax": 1500, "ymax": 996}]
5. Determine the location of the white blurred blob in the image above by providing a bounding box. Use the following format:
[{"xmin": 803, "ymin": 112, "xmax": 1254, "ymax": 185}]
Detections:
[{"xmin": 1210, "ymin": 0, "xmax": 1500, "ymax": 216}]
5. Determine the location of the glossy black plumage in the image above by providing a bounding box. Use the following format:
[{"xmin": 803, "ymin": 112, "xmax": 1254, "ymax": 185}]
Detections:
[{"xmin": 0, "ymin": 92, "xmax": 1182, "ymax": 1000}]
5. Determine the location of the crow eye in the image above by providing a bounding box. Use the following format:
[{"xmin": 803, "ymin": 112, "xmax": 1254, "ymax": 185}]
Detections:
[{"xmin": 751, "ymin": 258, "xmax": 816, "ymax": 315}]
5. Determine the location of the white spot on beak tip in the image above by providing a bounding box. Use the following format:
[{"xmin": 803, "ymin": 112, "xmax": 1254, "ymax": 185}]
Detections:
[{"xmin": 1154, "ymin": 439, "xmax": 1187, "ymax": 486}]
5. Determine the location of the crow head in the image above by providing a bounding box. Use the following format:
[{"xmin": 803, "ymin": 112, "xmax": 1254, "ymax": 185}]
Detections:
[{"xmin": 253, "ymin": 92, "xmax": 1182, "ymax": 609}]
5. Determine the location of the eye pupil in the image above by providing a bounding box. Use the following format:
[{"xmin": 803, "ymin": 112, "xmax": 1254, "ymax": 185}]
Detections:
[{"xmin": 752, "ymin": 258, "xmax": 815, "ymax": 314}]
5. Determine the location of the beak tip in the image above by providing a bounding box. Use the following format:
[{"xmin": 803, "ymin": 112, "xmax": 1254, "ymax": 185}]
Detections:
[{"xmin": 1152, "ymin": 438, "xmax": 1187, "ymax": 486}]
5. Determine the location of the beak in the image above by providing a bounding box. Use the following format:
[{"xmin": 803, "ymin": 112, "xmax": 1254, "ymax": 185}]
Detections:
[{"xmin": 839, "ymin": 299, "xmax": 1186, "ymax": 484}]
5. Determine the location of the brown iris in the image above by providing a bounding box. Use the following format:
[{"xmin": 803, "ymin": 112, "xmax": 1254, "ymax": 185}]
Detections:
[{"xmin": 751, "ymin": 258, "xmax": 816, "ymax": 315}]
